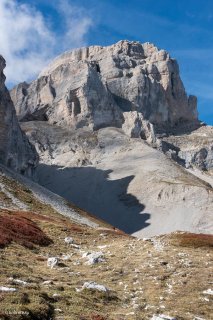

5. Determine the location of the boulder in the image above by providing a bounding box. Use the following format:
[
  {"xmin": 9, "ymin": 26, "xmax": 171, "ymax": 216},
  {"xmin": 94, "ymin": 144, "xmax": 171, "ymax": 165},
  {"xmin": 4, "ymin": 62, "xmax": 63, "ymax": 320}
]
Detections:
[
  {"xmin": 82, "ymin": 251, "xmax": 105, "ymax": 265},
  {"xmin": 47, "ymin": 257, "xmax": 58, "ymax": 269},
  {"xmin": 81, "ymin": 281, "xmax": 109, "ymax": 292},
  {"xmin": 64, "ymin": 237, "xmax": 74, "ymax": 244},
  {"xmin": 0, "ymin": 286, "xmax": 17, "ymax": 292},
  {"xmin": 203, "ymin": 289, "xmax": 213, "ymax": 295},
  {"xmin": 151, "ymin": 315, "xmax": 176, "ymax": 320}
]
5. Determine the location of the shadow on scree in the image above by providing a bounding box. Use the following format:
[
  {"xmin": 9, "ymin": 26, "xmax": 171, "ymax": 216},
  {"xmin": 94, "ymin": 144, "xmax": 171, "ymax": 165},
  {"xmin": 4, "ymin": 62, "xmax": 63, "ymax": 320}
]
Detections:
[{"xmin": 37, "ymin": 164, "xmax": 151, "ymax": 234}]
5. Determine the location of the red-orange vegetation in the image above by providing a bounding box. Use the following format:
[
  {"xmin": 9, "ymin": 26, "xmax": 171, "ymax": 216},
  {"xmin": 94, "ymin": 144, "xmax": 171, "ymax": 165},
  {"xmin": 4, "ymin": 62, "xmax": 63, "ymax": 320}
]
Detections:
[
  {"xmin": 170, "ymin": 232, "xmax": 213, "ymax": 248},
  {"xmin": 0, "ymin": 210, "xmax": 52, "ymax": 249}
]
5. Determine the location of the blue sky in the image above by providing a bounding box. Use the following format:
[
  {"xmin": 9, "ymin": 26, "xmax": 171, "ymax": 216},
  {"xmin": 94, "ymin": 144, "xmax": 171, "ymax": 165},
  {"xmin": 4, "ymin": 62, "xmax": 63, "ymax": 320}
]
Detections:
[{"xmin": 1, "ymin": 0, "xmax": 212, "ymax": 124}]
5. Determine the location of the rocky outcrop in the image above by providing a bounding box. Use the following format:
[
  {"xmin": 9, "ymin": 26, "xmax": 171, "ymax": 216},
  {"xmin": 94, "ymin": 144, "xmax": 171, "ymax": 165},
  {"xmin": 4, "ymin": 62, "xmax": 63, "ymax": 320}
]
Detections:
[
  {"xmin": 0, "ymin": 56, "xmax": 37, "ymax": 176},
  {"xmin": 11, "ymin": 40, "xmax": 199, "ymax": 137},
  {"xmin": 159, "ymin": 125, "xmax": 213, "ymax": 172},
  {"xmin": 179, "ymin": 146, "xmax": 213, "ymax": 171}
]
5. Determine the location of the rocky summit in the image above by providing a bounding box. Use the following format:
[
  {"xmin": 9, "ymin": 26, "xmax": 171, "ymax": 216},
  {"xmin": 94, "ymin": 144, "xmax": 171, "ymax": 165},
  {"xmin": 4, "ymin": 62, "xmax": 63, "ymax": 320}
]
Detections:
[
  {"xmin": 11, "ymin": 40, "xmax": 199, "ymax": 140},
  {"xmin": 10, "ymin": 40, "xmax": 213, "ymax": 237}
]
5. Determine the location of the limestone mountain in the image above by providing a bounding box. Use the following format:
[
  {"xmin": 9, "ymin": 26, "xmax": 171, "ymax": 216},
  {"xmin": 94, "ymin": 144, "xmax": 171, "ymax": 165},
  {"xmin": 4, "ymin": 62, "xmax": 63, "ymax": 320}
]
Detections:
[
  {"xmin": 10, "ymin": 40, "xmax": 213, "ymax": 237},
  {"xmin": 11, "ymin": 40, "xmax": 198, "ymax": 139},
  {"xmin": 0, "ymin": 56, "xmax": 37, "ymax": 176}
]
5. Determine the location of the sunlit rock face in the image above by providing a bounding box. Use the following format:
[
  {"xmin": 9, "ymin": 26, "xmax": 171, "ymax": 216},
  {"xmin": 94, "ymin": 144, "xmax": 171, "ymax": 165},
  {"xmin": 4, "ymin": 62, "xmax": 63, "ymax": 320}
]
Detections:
[
  {"xmin": 0, "ymin": 55, "xmax": 37, "ymax": 176},
  {"xmin": 10, "ymin": 40, "xmax": 198, "ymax": 137}
]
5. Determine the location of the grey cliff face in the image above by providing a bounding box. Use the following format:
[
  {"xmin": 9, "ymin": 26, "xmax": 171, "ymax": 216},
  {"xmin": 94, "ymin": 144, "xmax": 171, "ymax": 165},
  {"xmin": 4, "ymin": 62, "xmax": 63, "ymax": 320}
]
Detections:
[
  {"xmin": 0, "ymin": 55, "xmax": 38, "ymax": 176},
  {"xmin": 10, "ymin": 40, "xmax": 198, "ymax": 138}
]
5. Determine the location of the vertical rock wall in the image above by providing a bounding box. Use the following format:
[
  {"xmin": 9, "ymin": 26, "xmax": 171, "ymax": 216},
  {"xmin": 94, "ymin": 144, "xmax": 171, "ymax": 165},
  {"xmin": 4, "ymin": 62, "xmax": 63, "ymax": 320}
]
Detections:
[{"xmin": 0, "ymin": 55, "xmax": 37, "ymax": 176}]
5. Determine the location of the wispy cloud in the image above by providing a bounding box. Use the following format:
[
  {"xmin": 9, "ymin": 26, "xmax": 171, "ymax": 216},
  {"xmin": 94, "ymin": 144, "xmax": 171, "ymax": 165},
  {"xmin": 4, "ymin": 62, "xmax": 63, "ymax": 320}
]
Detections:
[
  {"xmin": 0, "ymin": 0, "xmax": 93, "ymax": 85},
  {"xmin": 58, "ymin": 0, "xmax": 92, "ymax": 49}
]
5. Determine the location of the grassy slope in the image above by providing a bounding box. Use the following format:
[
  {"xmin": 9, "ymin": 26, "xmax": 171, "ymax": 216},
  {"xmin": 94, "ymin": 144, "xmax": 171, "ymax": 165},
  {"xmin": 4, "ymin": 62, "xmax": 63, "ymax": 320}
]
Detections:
[{"xmin": 0, "ymin": 171, "xmax": 212, "ymax": 320}]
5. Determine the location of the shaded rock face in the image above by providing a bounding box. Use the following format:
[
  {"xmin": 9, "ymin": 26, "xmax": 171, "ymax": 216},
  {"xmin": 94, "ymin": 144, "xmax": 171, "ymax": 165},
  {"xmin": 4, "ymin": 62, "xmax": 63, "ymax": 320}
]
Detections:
[
  {"xmin": 11, "ymin": 40, "xmax": 198, "ymax": 136},
  {"xmin": 0, "ymin": 56, "xmax": 37, "ymax": 176}
]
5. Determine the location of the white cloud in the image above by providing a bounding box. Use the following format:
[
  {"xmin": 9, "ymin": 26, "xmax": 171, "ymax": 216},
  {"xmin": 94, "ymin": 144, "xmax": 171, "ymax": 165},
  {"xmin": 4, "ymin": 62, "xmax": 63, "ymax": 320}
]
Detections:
[
  {"xmin": 58, "ymin": 0, "xmax": 93, "ymax": 49},
  {"xmin": 0, "ymin": 0, "xmax": 93, "ymax": 85}
]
